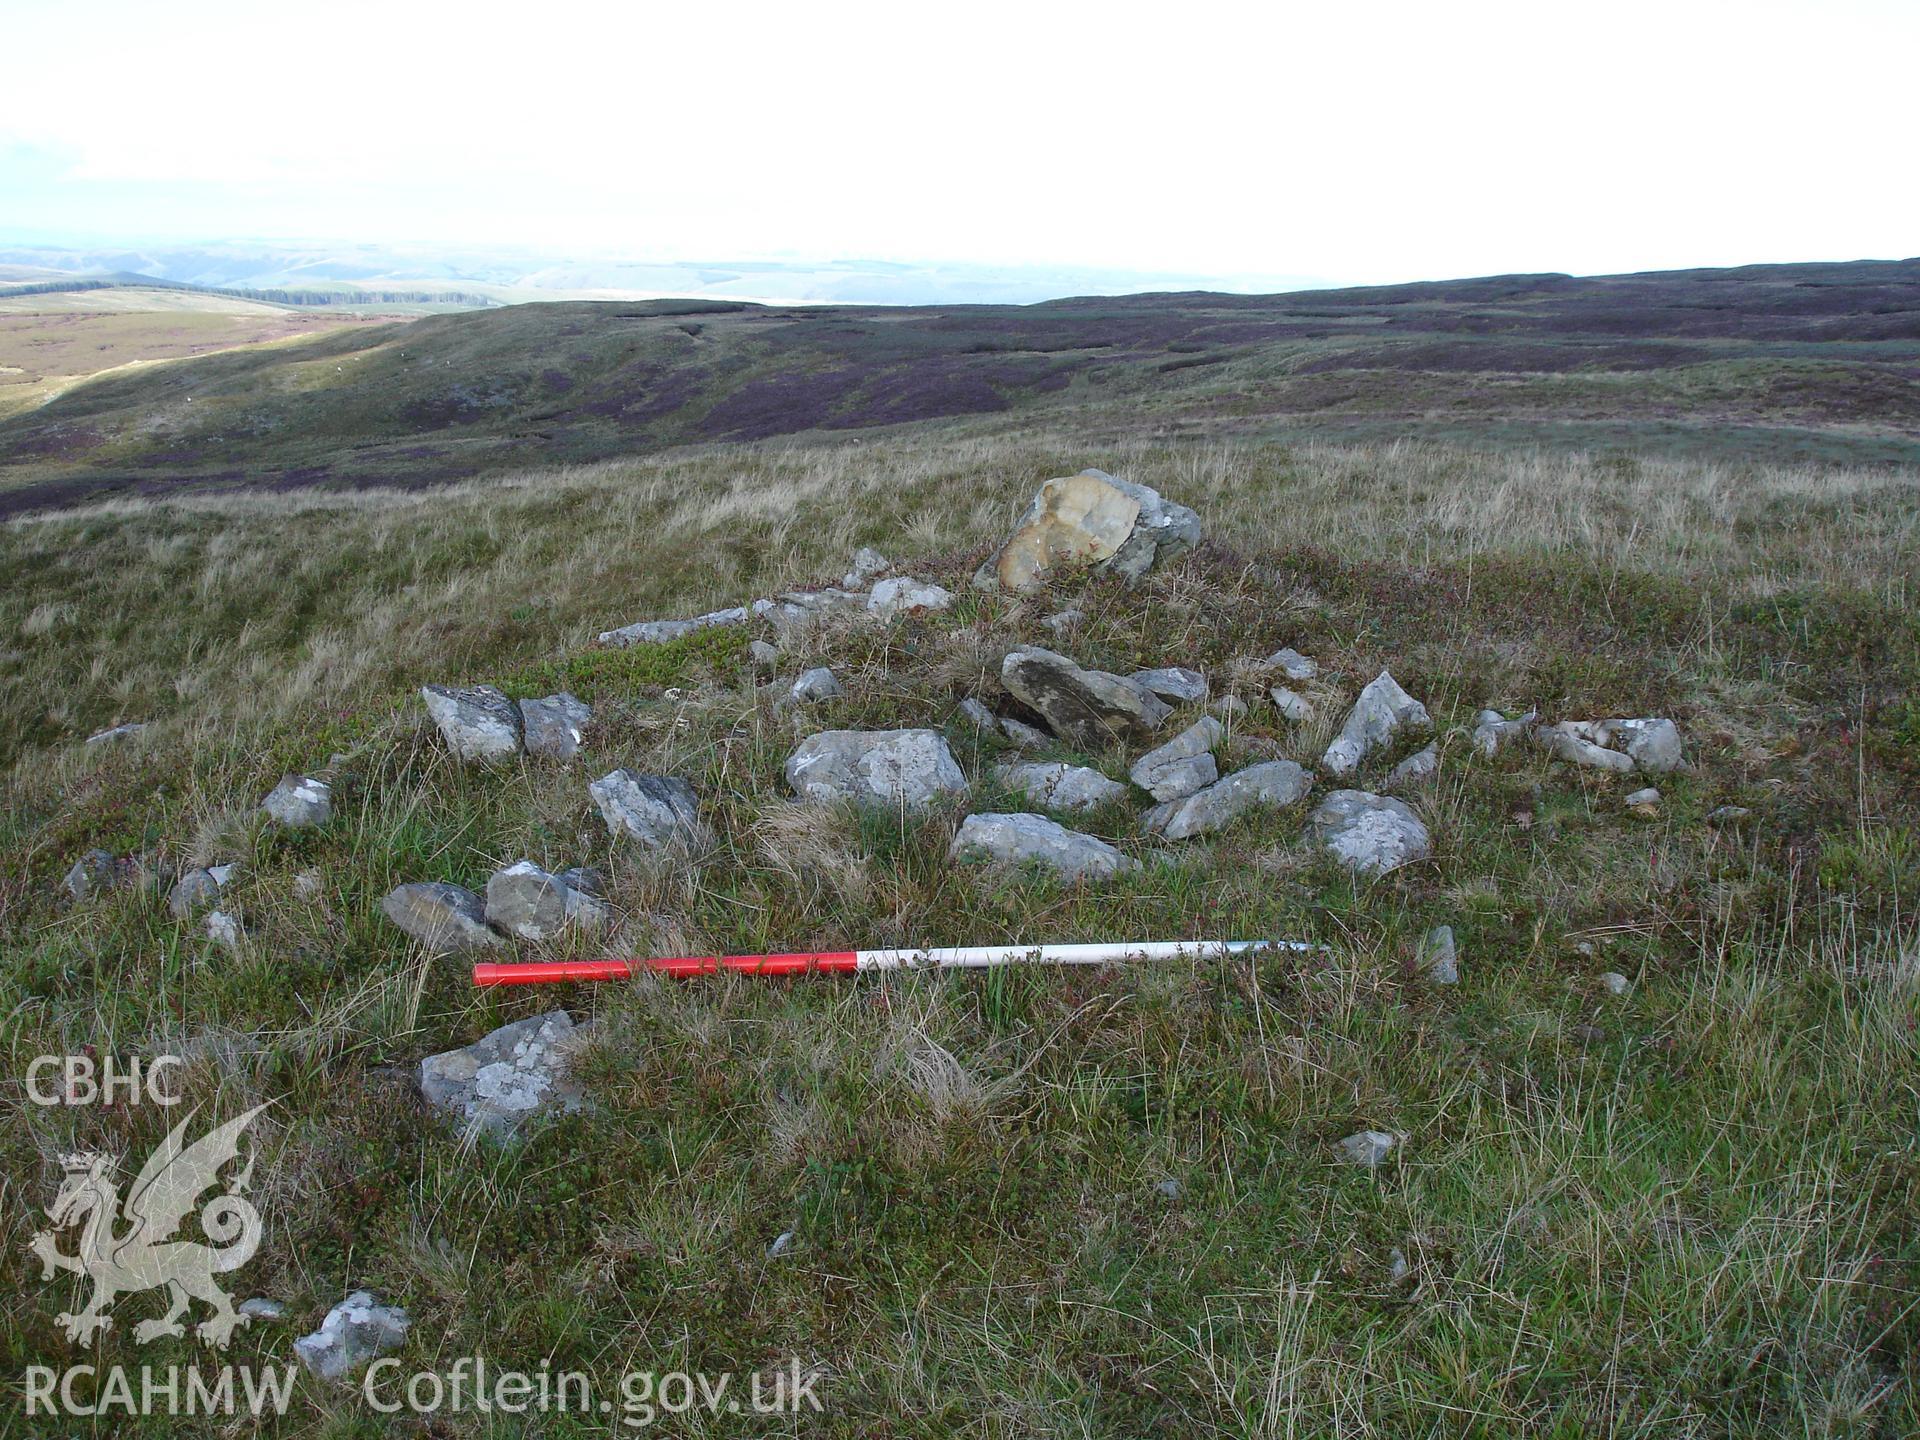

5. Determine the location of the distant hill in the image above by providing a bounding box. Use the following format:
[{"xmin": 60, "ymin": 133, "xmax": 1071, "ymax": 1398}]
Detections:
[{"xmin": 2, "ymin": 258, "xmax": 1917, "ymax": 513}]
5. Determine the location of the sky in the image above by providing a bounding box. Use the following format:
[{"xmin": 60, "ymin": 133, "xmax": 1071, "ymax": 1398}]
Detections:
[{"xmin": 2, "ymin": 0, "xmax": 1916, "ymax": 289}]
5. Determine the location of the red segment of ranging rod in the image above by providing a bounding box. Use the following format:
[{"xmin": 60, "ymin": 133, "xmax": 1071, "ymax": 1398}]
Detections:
[
  {"xmin": 472, "ymin": 940, "xmax": 1308, "ymax": 987},
  {"xmin": 473, "ymin": 952, "xmax": 859, "ymax": 985}
]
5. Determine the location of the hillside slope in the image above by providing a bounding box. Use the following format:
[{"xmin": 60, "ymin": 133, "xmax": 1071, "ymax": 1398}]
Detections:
[{"xmin": 4, "ymin": 259, "xmax": 1919, "ymax": 512}]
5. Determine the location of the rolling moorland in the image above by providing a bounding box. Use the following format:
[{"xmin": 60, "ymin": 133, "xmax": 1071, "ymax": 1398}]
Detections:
[
  {"xmin": 1, "ymin": 257, "xmax": 1918, "ymax": 515},
  {"xmin": 2, "ymin": 261, "xmax": 1918, "ymax": 1436}
]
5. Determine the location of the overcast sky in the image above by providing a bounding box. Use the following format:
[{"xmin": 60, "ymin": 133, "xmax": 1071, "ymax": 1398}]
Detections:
[{"xmin": 2, "ymin": 0, "xmax": 1915, "ymax": 287}]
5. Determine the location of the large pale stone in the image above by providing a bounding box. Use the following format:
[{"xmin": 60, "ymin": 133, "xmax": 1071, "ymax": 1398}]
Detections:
[
  {"xmin": 419, "ymin": 1010, "xmax": 592, "ymax": 1141},
  {"xmin": 994, "ymin": 760, "xmax": 1129, "ymax": 813},
  {"xmin": 484, "ymin": 860, "xmax": 608, "ymax": 941},
  {"xmin": 1000, "ymin": 646, "xmax": 1171, "ymax": 748},
  {"xmin": 262, "ymin": 774, "xmax": 332, "ymax": 828},
  {"xmin": 1129, "ymin": 667, "xmax": 1209, "ymax": 705},
  {"xmin": 1322, "ymin": 671, "xmax": 1432, "ymax": 776},
  {"xmin": 294, "ymin": 1292, "xmax": 410, "ymax": 1382},
  {"xmin": 422, "ymin": 685, "xmax": 523, "ymax": 761},
  {"xmin": 1309, "ymin": 790, "xmax": 1433, "ymax": 876},
  {"xmin": 950, "ymin": 813, "xmax": 1139, "ymax": 882},
  {"xmin": 868, "ymin": 577, "xmax": 955, "ymax": 620},
  {"xmin": 380, "ymin": 881, "xmax": 502, "ymax": 952},
  {"xmin": 589, "ymin": 770, "xmax": 706, "ymax": 847},
  {"xmin": 972, "ymin": 469, "xmax": 1199, "ymax": 592},
  {"xmin": 1129, "ymin": 717, "xmax": 1224, "ymax": 802},
  {"xmin": 1472, "ymin": 709, "xmax": 1537, "ymax": 757},
  {"xmin": 785, "ymin": 729, "xmax": 967, "ymax": 810},
  {"xmin": 1144, "ymin": 760, "xmax": 1313, "ymax": 840}
]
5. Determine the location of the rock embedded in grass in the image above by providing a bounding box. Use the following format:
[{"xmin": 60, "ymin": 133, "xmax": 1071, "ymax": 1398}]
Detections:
[
  {"xmin": 1001, "ymin": 645, "xmax": 1172, "ymax": 747},
  {"xmin": 1600, "ymin": 971, "xmax": 1632, "ymax": 996},
  {"xmin": 590, "ymin": 769, "xmax": 706, "ymax": 847},
  {"xmin": 950, "ymin": 812, "xmax": 1140, "ymax": 882},
  {"xmin": 1129, "ymin": 666, "xmax": 1209, "ymax": 705},
  {"xmin": 1270, "ymin": 686, "xmax": 1314, "ymax": 723},
  {"xmin": 1472, "ymin": 709, "xmax": 1536, "ymax": 757},
  {"xmin": 206, "ymin": 910, "xmax": 243, "ymax": 950},
  {"xmin": 1000, "ymin": 715, "xmax": 1051, "ymax": 749},
  {"xmin": 972, "ymin": 467, "xmax": 1200, "ymax": 592},
  {"xmin": 1144, "ymin": 759, "xmax": 1313, "ymax": 840},
  {"xmin": 1420, "ymin": 924, "xmax": 1459, "ymax": 985},
  {"xmin": 1538, "ymin": 717, "xmax": 1685, "ymax": 774},
  {"xmin": 842, "ymin": 546, "xmax": 890, "ymax": 588},
  {"xmin": 168, "ymin": 866, "xmax": 223, "ymax": 918},
  {"xmin": 1624, "ymin": 786, "xmax": 1662, "ymax": 817},
  {"xmin": 421, "ymin": 684, "xmax": 523, "ymax": 761},
  {"xmin": 598, "ymin": 605, "xmax": 748, "ymax": 648},
  {"xmin": 380, "ymin": 881, "xmax": 502, "ymax": 953},
  {"xmin": 293, "ymin": 1292, "xmax": 411, "ymax": 1382},
  {"xmin": 1309, "ymin": 790, "xmax": 1433, "ymax": 876},
  {"xmin": 867, "ymin": 576, "xmax": 954, "ymax": 620},
  {"xmin": 1385, "ymin": 744, "xmax": 1439, "ymax": 791},
  {"xmin": 1339, "ymin": 1130, "xmax": 1396, "ymax": 1167},
  {"xmin": 790, "ymin": 667, "xmax": 843, "ymax": 704},
  {"xmin": 419, "ymin": 1009, "xmax": 591, "ymax": 1141},
  {"xmin": 1258, "ymin": 648, "xmax": 1318, "ymax": 682},
  {"xmin": 994, "ymin": 760, "xmax": 1129, "ymax": 813},
  {"xmin": 1609, "ymin": 718, "xmax": 1685, "ymax": 773},
  {"xmin": 84, "ymin": 721, "xmax": 147, "ymax": 746},
  {"xmin": 1322, "ymin": 670, "xmax": 1432, "ymax": 776},
  {"xmin": 957, "ymin": 697, "xmax": 998, "ymax": 731},
  {"xmin": 62, "ymin": 848, "xmax": 147, "ymax": 902},
  {"xmin": 484, "ymin": 860, "xmax": 608, "ymax": 941},
  {"xmin": 1707, "ymin": 804, "xmax": 1753, "ymax": 828},
  {"xmin": 261, "ymin": 773, "xmax": 332, "ymax": 828},
  {"xmin": 519, "ymin": 692, "xmax": 592, "ymax": 761},
  {"xmin": 786, "ymin": 729, "xmax": 967, "ymax": 810},
  {"xmin": 1129, "ymin": 717, "xmax": 1224, "ymax": 802}
]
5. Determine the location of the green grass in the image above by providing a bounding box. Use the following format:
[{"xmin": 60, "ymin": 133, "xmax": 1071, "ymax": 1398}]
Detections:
[{"xmin": 1, "ymin": 434, "xmax": 1917, "ymax": 1435}]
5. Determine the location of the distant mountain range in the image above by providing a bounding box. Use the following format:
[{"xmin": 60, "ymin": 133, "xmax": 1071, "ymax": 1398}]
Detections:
[{"xmin": 0, "ymin": 240, "xmax": 1325, "ymax": 308}]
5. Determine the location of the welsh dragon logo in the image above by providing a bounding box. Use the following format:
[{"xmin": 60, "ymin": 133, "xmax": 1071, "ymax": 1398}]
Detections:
[{"xmin": 29, "ymin": 1103, "xmax": 269, "ymax": 1347}]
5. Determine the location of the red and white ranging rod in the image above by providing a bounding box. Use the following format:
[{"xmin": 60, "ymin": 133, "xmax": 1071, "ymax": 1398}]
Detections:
[{"xmin": 472, "ymin": 939, "xmax": 1314, "ymax": 987}]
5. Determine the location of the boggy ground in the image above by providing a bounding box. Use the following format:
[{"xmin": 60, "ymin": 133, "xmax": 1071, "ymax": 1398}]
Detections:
[{"xmin": 2, "ymin": 434, "xmax": 1917, "ymax": 1436}]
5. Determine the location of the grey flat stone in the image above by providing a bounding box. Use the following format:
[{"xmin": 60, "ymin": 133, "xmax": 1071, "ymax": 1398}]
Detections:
[
  {"xmin": 1129, "ymin": 717, "xmax": 1224, "ymax": 802},
  {"xmin": 484, "ymin": 860, "xmax": 608, "ymax": 941},
  {"xmin": 380, "ymin": 881, "xmax": 502, "ymax": 953},
  {"xmin": 420, "ymin": 1010, "xmax": 592, "ymax": 1141},
  {"xmin": 422, "ymin": 685, "xmax": 523, "ymax": 761},
  {"xmin": 519, "ymin": 692, "xmax": 592, "ymax": 761},
  {"xmin": 598, "ymin": 606, "xmax": 748, "ymax": 648},
  {"xmin": 590, "ymin": 769, "xmax": 706, "ymax": 847},
  {"xmin": 1001, "ymin": 645, "xmax": 1171, "ymax": 747},
  {"xmin": 950, "ymin": 812, "xmax": 1139, "ymax": 882},
  {"xmin": 1144, "ymin": 759, "xmax": 1313, "ymax": 840},
  {"xmin": 262, "ymin": 774, "xmax": 332, "ymax": 828},
  {"xmin": 1129, "ymin": 666, "xmax": 1209, "ymax": 705},
  {"xmin": 994, "ymin": 760, "xmax": 1129, "ymax": 813},
  {"xmin": 1308, "ymin": 790, "xmax": 1433, "ymax": 876},
  {"xmin": 786, "ymin": 729, "xmax": 967, "ymax": 810},
  {"xmin": 1322, "ymin": 670, "xmax": 1432, "ymax": 776},
  {"xmin": 293, "ymin": 1292, "xmax": 411, "ymax": 1382}
]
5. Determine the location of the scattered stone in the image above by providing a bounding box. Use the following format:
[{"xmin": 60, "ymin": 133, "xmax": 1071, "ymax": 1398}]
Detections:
[
  {"xmin": 206, "ymin": 911, "xmax": 243, "ymax": 950},
  {"xmin": 590, "ymin": 770, "xmax": 706, "ymax": 848},
  {"xmin": 1707, "ymin": 805, "xmax": 1753, "ymax": 828},
  {"xmin": 293, "ymin": 1292, "xmax": 411, "ymax": 1382},
  {"xmin": 956, "ymin": 697, "xmax": 998, "ymax": 731},
  {"xmin": 790, "ymin": 667, "xmax": 843, "ymax": 704},
  {"xmin": 1270, "ymin": 686, "xmax": 1314, "ymax": 723},
  {"xmin": 768, "ymin": 1231, "xmax": 795, "ymax": 1258},
  {"xmin": 1259, "ymin": 648, "xmax": 1318, "ymax": 682},
  {"xmin": 168, "ymin": 868, "xmax": 222, "ymax": 919},
  {"xmin": 1129, "ymin": 717, "xmax": 1223, "ymax": 802},
  {"xmin": 558, "ymin": 865, "xmax": 606, "ymax": 896},
  {"xmin": 868, "ymin": 576, "xmax": 954, "ymax": 620},
  {"xmin": 1001, "ymin": 646, "xmax": 1171, "ymax": 747},
  {"xmin": 292, "ymin": 868, "xmax": 324, "ymax": 902},
  {"xmin": 1624, "ymin": 786, "xmax": 1662, "ymax": 818},
  {"xmin": 84, "ymin": 722, "xmax": 147, "ymax": 746},
  {"xmin": 238, "ymin": 1298, "xmax": 287, "ymax": 1322},
  {"xmin": 1471, "ymin": 709, "xmax": 1537, "ymax": 757},
  {"xmin": 261, "ymin": 774, "xmax": 332, "ymax": 828},
  {"xmin": 842, "ymin": 546, "xmax": 891, "ymax": 588},
  {"xmin": 950, "ymin": 813, "xmax": 1139, "ymax": 882},
  {"xmin": 749, "ymin": 639, "xmax": 782, "ymax": 668},
  {"xmin": 599, "ymin": 605, "xmax": 748, "ymax": 648},
  {"xmin": 380, "ymin": 881, "xmax": 502, "ymax": 953},
  {"xmin": 1339, "ymin": 1130, "xmax": 1395, "ymax": 1167},
  {"xmin": 1212, "ymin": 694, "xmax": 1248, "ymax": 720},
  {"xmin": 1129, "ymin": 666, "xmax": 1209, "ymax": 705},
  {"xmin": 1419, "ymin": 924, "xmax": 1459, "ymax": 985},
  {"xmin": 754, "ymin": 590, "xmax": 866, "ymax": 635},
  {"xmin": 1000, "ymin": 716, "xmax": 1051, "ymax": 749},
  {"xmin": 484, "ymin": 861, "xmax": 608, "ymax": 941},
  {"xmin": 995, "ymin": 760, "xmax": 1129, "ymax": 813},
  {"xmin": 1600, "ymin": 971, "xmax": 1632, "ymax": 997},
  {"xmin": 1609, "ymin": 718, "xmax": 1686, "ymax": 773},
  {"xmin": 1385, "ymin": 744, "xmax": 1440, "ymax": 792},
  {"xmin": 63, "ymin": 849, "xmax": 126, "ymax": 902},
  {"xmin": 519, "ymin": 692, "xmax": 592, "ymax": 761},
  {"xmin": 1323, "ymin": 671, "xmax": 1432, "ymax": 776},
  {"xmin": 420, "ymin": 1010, "xmax": 592, "ymax": 1141},
  {"xmin": 421, "ymin": 685, "xmax": 523, "ymax": 761},
  {"xmin": 972, "ymin": 468, "xmax": 1200, "ymax": 592},
  {"xmin": 207, "ymin": 863, "xmax": 239, "ymax": 887},
  {"xmin": 786, "ymin": 729, "xmax": 967, "ymax": 810},
  {"xmin": 1538, "ymin": 721, "xmax": 1637, "ymax": 773},
  {"xmin": 1145, "ymin": 760, "xmax": 1313, "ymax": 840},
  {"xmin": 1309, "ymin": 790, "xmax": 1433, "ymax": 876},
  {"xmin": 1388, "ymin": 1248, "xmax": 1411, "ymax": 1283},
  {"xmin": 1155, "ymin": 1178, "xmax": 1182, "ymax": 1200},
  {"xmin": 1042, "ymin": 608, "xmax": 1085, "ymax": 636}
]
